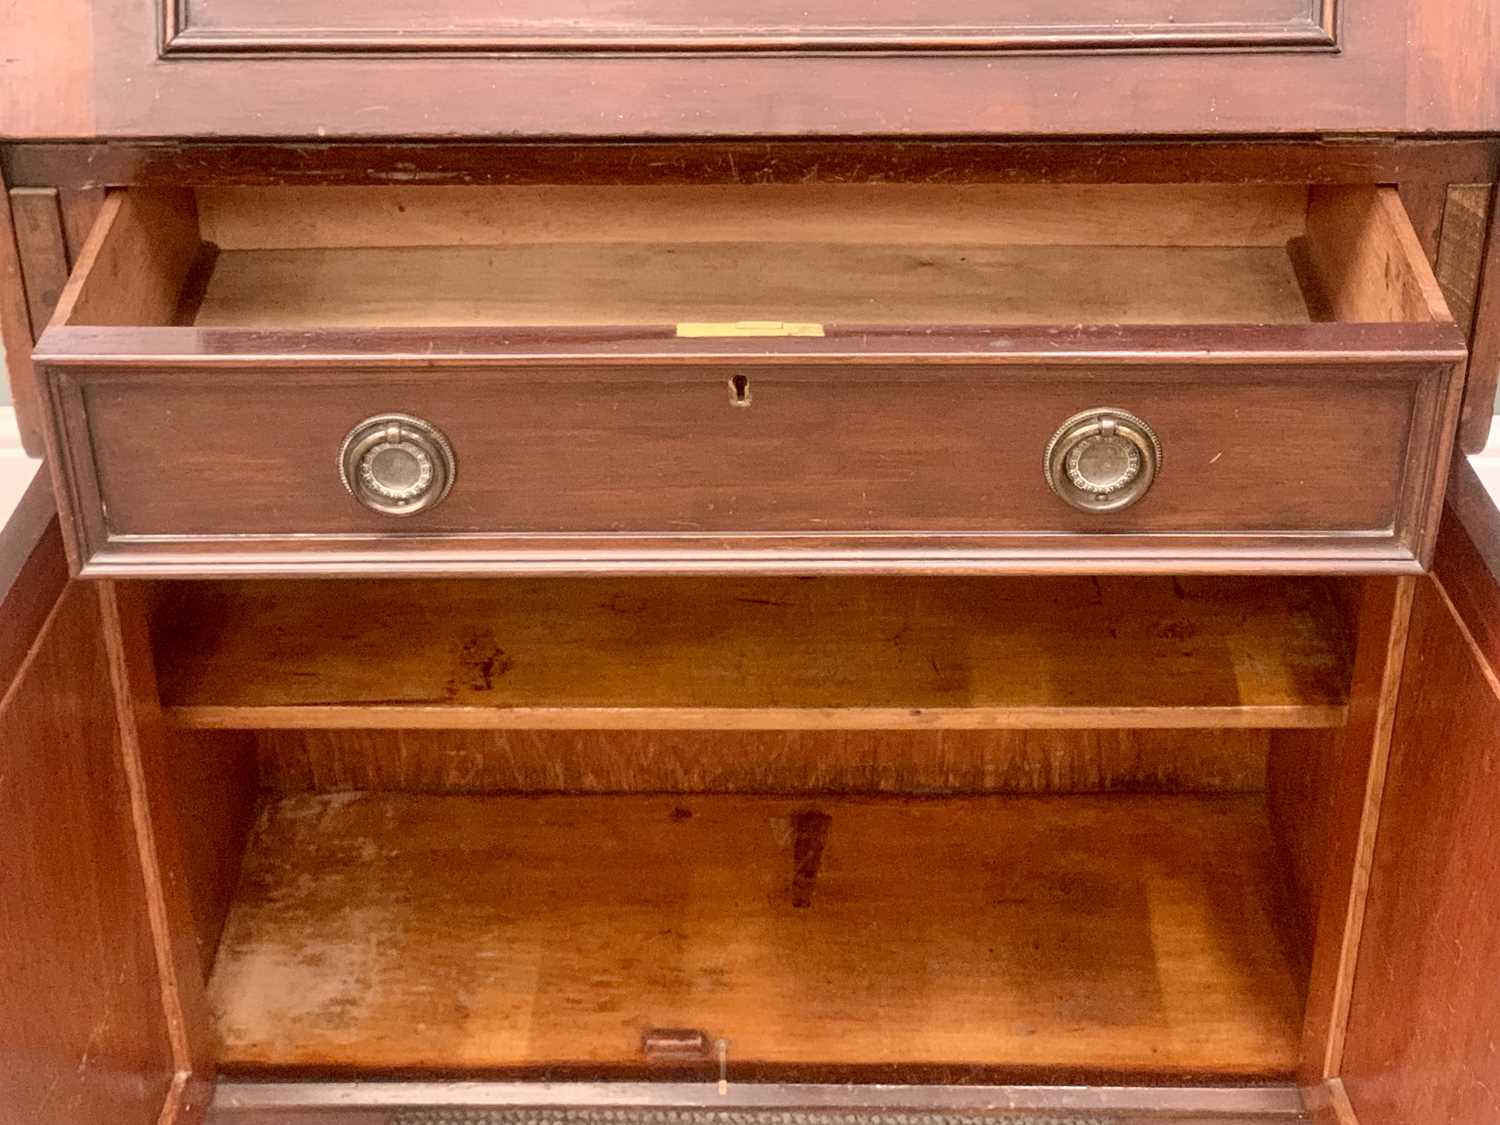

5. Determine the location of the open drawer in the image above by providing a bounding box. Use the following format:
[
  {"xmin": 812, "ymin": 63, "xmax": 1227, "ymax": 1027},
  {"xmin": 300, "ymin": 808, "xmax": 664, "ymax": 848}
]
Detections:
[{"xmin": 34, "ymin": 183, "xmax": 1466, "ymax": 577}]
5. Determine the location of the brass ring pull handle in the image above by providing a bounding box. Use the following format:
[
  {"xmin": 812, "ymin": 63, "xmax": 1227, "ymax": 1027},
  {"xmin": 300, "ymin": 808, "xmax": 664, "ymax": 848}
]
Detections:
[
  {"xmin": 338, "ymin": 413, "xmax": 457, "ymax": 517},
  {"xmin": 1044, "ymin": 408, "xmax": 1161, "ymax": 513}
]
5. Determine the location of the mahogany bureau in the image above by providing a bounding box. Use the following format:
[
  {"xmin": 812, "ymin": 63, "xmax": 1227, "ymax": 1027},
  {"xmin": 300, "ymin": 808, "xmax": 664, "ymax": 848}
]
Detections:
[{"xmin": 2, "ymin": 3, "xmax": 1500, "ymax": 1124}]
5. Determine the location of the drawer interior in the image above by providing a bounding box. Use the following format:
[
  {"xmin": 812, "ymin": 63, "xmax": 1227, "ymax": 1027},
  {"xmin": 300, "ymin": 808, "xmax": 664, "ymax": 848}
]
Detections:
[
  {"xmin": 146, "ymin": 573, "xmax": 1383, "ymax": 1085},
  {"xmin": 53, "ymin": 184, "xmax": 1451, "ymax": 331}
]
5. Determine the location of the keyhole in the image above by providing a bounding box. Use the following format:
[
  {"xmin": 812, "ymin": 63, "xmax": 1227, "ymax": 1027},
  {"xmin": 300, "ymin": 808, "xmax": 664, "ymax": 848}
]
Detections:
[{"xmin": 729, "ymin": 374, "xmax": 752, "ymax": 407}]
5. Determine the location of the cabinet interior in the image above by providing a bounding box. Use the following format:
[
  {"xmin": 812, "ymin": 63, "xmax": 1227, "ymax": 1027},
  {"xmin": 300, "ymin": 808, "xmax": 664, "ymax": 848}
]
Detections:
[
  {"xmin": 55, "ymin": 183, "xmax": 1451, "ymax": 332},
  {"xmin": 147, "ymin": 573, "xmax": 1379, "ymax": 1084}
]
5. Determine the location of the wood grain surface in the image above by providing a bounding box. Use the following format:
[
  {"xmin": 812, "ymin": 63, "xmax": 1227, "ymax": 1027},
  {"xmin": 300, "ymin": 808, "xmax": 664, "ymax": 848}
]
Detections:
[
  {"xmin": 209, "ymin": 792, "xmax": 1306, "ymax": 1079},
  {"xmin": 193, "ymin": 243, "xmax": 1314, "ymax": 329},
  {"xmin": 194, "ymin": 184, "xmax": 1312, "ymax": 252},
  {"xmin": 253, "ymin": 728, "xmax": 1274, "ymax": 796},
  {"xmin": 155, "ymin": 575, "xmax": 1352, "ymax": 730},
  {"xmin": 0, "ymin": 573, "xmax": 176, "ymax": 1123},
  {"xmin": 1340, "ymin": 517, "xmax": 1500, "ymax": 1124},
  {"xmin": 1, "ymin": 0, "xmax": 1496, "ymax": 137}
]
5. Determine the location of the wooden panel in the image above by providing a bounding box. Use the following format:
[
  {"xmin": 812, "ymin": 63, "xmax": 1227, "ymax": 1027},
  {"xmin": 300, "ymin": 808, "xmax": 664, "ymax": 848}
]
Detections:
[
  {"xmin": 169, "ymin": 729, "xmax": 260, "ymax": 977},
  {"xmin": 209, "ymin": 792, "xmax": 1306, "ymax": 1078},
  {"xmin": 157, "ymin": 576, "xmax": 1351, "ymax": 731},
  {"xmin": 0, "ymin": 167, "xmax": 46, "ymax": 454},
  {"xmin": 1458, "ymin": 182, "xmax": 1500, "ymax": 451},
  {"xmin": 0, "ymin": 0, "xmax": 93, "ymax": 138},
  {"xmin": 1341, "ymin": 517, "xmax": 1500, "ymax": 1123},
  {"xmin": 60, "ymin": 187, "xmax": 108, "ymax": 265},
  {"xmin": 1434, "ymin": 184, "xmax": 1493, "ymax": 330},
  {"xmin": 255, "ymin": 728, "xmax": 1273, "ymax": 795},
  {"xmin": 0, "ymin": 521, "xmax": 66, "ymax": 692},
  {"xmin": 10, "ymin": 139, "xmax": 1499, "ymax": 192},
  {"xmin": 1303, "ymin": 188, "xmax": 1452, "ymax": 324},
  {"xmin": 0, "ymin": 565, "xmax": 176, "ymax": 1122},
  {"xmin": 50, "ymin": 191, "xmax": 201, "ymax": 329},
  {"xmin": 8, "ymin": 189, "xmax": 72, "ymax": 335},
  {"xmin": 1265, "ymin": 579, "xmax": 1357, "ymax": 960},
  {"xmin": 196, "ymin": 184, "xmax": 1311, "ymax": 251},
  {"xmin": 1265, "ymin": 728, "xmax": 1342, "ymax": 963},
  {"xmin": 166, "ymin": 0, "xmax": 1335, "ymax": 52},
  {"xmin": 1396, "ymin": 181, "xmax": 1447, "ymax": 264},
  {"xmin": 8, "ymin": 0, "xmax": 1500, "ymax": 139},
  {"xmin": 193, "ymin": 244, "xmax": 1313, "ymax": 329},
  {"xmin": 1405, "ymin": 0, "xmax": 1500, "ymax": 130},
  {"xmin": 1289, "ymin": 577, "xmax": 1414, "ymax": 1084},
  {"xmin": 97, "ymin": 581, "xmax": 241, "ymax": 1121},
  {"xmin": 170, "ymin": 184, "xmax": 1428, "ymax": 330}
]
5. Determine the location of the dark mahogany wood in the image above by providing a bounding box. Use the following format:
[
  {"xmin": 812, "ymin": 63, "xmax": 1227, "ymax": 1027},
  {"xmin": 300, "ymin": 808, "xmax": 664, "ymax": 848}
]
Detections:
[
  {"xmin": 7, "ymin": 139, "xmax": 1500, "ymax": 193},
  {"xmin": 7, "ymin": 189, "xmax": 69, "ymax": 346},
  {"xmin": 0, "ymin": 0, "xmax": 1496, "ymax": 139},
  {"xmin": 0, "ymin": 528, "xmax": 177, "ymax": 1125},
  {"xmin": 37, "ymin": 336, "xmax": 1464, "ymax": 576},
  {"xmin": 1339, "ymin": 507, "xmax": 1500, "ymax": 1124}
]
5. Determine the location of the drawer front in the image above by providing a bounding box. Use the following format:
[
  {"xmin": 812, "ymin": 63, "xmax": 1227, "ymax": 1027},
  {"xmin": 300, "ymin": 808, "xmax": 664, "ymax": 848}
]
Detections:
[{"xmin": 45, "ymin": 360, "xmax": 1459, "ymax": 575}]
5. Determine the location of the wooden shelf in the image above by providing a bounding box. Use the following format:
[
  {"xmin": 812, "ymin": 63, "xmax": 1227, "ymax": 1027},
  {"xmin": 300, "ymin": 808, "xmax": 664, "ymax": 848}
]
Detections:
[
  {"xmin": 159, "ymin": 576, "xmax": 1350, "ymax": 731},
  {"xmin": 209, "ymin": 792, "xmax": 1306, "ymax": 1078}
]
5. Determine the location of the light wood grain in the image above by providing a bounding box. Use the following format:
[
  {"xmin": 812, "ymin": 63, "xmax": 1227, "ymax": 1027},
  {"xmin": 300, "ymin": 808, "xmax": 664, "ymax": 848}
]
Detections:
[
  {"xmin": 1289, "ymin": 577, "xmax": 1415, "ymax": 1085},
  {"xmin": 196, "ymin": 184, "xmax": 1312, "ymax": 251},
  {"xmin": 254, "ymin": 728, "xmax": 1272, "ymax": 795},
  {"xmin": 1302, "ymin": 187, "xmax": 1452, "ymax": 324},
  {"xmin": 209, "ymin": 792, "xmax": 1306, "ymax": 1077},
  {"xmin": 56, "ymin": 184, "xmax": 1448, "ymax": 331},
  {"xmin": 192, "ymin": 242, "xmax": 1315, "ymax": 329},
  {"xmin": 50, "ymin": 189, "xmax": 200, "ymax": 329},
  {"xmin": 157, "ymin": 576, "xmax": 1352, "ymax": 731}
]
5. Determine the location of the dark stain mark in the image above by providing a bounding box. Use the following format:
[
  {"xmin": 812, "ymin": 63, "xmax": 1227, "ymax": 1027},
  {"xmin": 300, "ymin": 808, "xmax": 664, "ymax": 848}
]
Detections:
[
  {"xmin": 1153, "ymin": 620, "xmax": 1197, "ymax": 642},
  {"xmin": 733, "ymin": 597, "xmax": 794, "ymax": 607},
  {"xmin": 1171, "ymin": 576, "xmax": 1188, "ymax": 600},
  {"xmin": 670, "ymin": 806, "xmax": 694, "ymax": 822},
  {"xmin": 446, "ymin": 629, "xmax": 512, "ymax": 697},
  {"xmin": 790, "ymin": 809, "xmax": 832, "ymax": 909}
]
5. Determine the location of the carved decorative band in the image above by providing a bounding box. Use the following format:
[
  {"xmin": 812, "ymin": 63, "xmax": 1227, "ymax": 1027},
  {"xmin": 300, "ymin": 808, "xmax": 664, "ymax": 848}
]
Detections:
[{"xmin": 159, "ymin": 1, "xmax": 1338, "ymax": 57}]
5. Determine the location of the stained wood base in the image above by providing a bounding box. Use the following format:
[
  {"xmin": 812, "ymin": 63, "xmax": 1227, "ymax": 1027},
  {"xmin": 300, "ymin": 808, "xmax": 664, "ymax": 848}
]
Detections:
[{"xmin": 209, "ymin": 792, "xmax": 1306, "ymax": 1080}]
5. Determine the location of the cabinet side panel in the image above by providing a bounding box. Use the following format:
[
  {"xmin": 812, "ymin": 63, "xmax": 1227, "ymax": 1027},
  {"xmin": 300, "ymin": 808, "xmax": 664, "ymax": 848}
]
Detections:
[
  {"xmin": 0, "ymin": 552, "xmax": 175, "ymax": 1123},
  {"xmin": 0, "ymin": 168, "xmax": 45, "ymax": 455},
  {"xmin": 1341, "ymin": 516, "xmax": 1500, "ymax": 1123}
]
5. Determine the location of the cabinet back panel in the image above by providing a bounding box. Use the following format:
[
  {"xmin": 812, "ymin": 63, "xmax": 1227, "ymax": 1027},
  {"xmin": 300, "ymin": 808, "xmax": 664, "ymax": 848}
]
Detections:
[{"xmin": 253, "ymin": 728, "xmax": 1272, "ymax": 795}]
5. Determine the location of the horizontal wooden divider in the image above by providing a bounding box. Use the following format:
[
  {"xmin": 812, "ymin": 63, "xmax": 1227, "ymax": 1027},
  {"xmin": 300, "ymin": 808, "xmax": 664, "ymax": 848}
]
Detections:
[{"xmin": 155, "ymin": 576, "xmax": 1352, "ymax": 731}]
